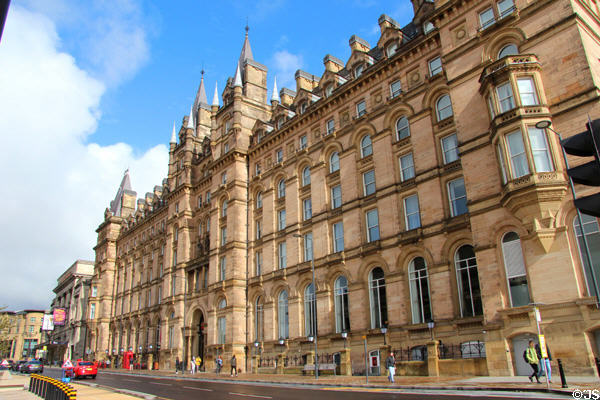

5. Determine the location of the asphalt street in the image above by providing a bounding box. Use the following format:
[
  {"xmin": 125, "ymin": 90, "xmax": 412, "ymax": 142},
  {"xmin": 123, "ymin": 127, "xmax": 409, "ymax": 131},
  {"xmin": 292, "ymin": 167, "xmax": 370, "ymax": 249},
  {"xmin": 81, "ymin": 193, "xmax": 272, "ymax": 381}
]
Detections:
[{"xmin": 41, "ymin": 368, "xmax": 565, "ymax": 400}]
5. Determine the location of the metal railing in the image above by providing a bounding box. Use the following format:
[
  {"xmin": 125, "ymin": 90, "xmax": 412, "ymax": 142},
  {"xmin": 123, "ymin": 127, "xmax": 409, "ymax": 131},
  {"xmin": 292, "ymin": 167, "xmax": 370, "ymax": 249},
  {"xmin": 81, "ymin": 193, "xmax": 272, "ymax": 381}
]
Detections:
[
  {"xmin": 283, "ymin": 355, "xmax": 304, "ymax": 367},
  {"xmin": 258, "ymin": 356, "xmax": 276, "ymax": 368},
  {"xmin": 394, "ymin": 346, "xmax": 427, "ymax": 361},
  {"xmin": 438, "ymin": 341, "xmax": 486, "ymax": 359},
  {"xmin": 29, "ymin": 374, "xmax": 76, "ymax": 400}
]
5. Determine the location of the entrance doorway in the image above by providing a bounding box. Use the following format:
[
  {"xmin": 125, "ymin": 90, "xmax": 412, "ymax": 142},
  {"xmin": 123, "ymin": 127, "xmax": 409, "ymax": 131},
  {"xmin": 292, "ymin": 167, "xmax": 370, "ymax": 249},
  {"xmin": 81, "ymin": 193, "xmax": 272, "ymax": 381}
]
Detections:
[
  {"xmin": 191, "ymin": 310, "xmax": 205, "ymax": 370},
  {"xmin": 512, "ymin": 333, "xmax": 537, "ymax": 376}
]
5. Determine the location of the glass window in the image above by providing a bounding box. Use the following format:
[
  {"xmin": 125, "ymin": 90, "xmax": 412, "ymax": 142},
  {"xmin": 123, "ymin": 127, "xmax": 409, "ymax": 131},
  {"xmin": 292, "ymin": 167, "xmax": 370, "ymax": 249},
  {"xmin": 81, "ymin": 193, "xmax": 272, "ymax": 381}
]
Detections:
[
  {"xmin": 89, "ymin": 303, "xmax": 96, "ymax": 319},
  {"xmin": 366, "ymin": 209, "xmax": 380, "ymax": 242},
  {"xmin": 221, "ymin": 200, "xmax": 227, "ymax": 217},
  {"xmin": 255, "ymin": 296, "xmax": 263, "ymax": 341},
  {"xmin": 334, "ymin": 276, "xmax": 350, "ymax": 333},
  {"xmin": 256, "ymin": 191, "xmax": 263, "ymax": 209},
  {"xmin": 429, "ymin": 57, "xmax": 442, "ymax": 76},
  {"xmin": 436, "ymin": 94, "xmax": 453, "ymax": 121},
  {"xmin": 404, "ymin": 194, "xmax": 421, "ymax": 230},
  {"xmin": 355, "ymin": 64, "xmax": 364, "ymax": 78},
  {"xmin": 303, "ymin": 198, "xmax": 312, "ymax": 221},
  {"xmin": 256, "ymin": 220, "xmax": 262, "ymax": 240},
  {"xmin": 300, "ymin": 102, "xmax": 307, "ymax": 114},
  {"xmin": 325, "ymin": 84, "xmax": 334, "ymax": 98},
  {"xmin": 506, "ymin": 130, "xmax": 530, "ymax": 178},
  {"xmin": 278, "ymin": 242, "xmax": 287, "ymax": 269},
  {"xmin": 409, "ymin": 257, "xmax": 432, "ymax": 324},
  {"xmin": 386, "ymin": 42, "xmax": 398, "ymax": 57},
  {"xmin": 496, "ymin": 82, "xmax": 515, "ymax": 113},
  {"xmin": 217, "ymin": 316, "xmax": 226, "ymax": 344},
  {"xmin": 479, "ymin": 7, "xmax": 495, "ymax": 29},
  {"xmin": 333, "ymin": 222, "xmax": 344, "ymax": 253},
  {"xmin": 255, "ymin": 251, "xmax": 262, "ymax": 276},
  {"xmin": 423, "ymin": 21, "xmax": 435, "ymax": 34},
  {"xmin": 360, "ymin": 135, "xmax": 373, "ymax": 157},
  {"xmin": 498, "ymin": 0, "xmax": 515, "ymax": 18},
  {"xmin": 92, "ymin": 286, "xmax": 98, "ymax": 297},
  {"xmin": 276, "ymin": 149, "xmax": 283, "ymax": 163},
  {"xmin": 278, "ymin": 179, "xmax": 286, "ymax": 198},
  {"xmin": 390, "ymin": 80, "xmax": 402, "ymax": 98},
  {"xmin": 497, "ymin": 144, "xmax": 508, "ymax": 184},
  {"xmin": 396, "ymin": 116, "xmax": 410, "ymax": 140},
  {"xmin": 574, "ymin": 214, "xmax": 600, "ymax": 297},
  {"xmin": 527, "ymin": 127, "xmax": 553, "ymax": 172},
  {"xmin": 219, "ymin": 257, "xmax": 226, "ymax": 281},
  {"xmin": 455, "ymin": 245, "xmax": 483, "ymax": 317},
  {"xmin": 498, "ymin": 44, "xmax": 518, "ymax": 58},
  {"xmin": 303, "ymin": 232, "xmax": 313, "ymax": 262},
  {"xmin": 357, "ymin": 100, "xmax": 367, "ymax": 117},
  {"xmin": 330, "ymin": 152, "xmax": 340, "ymax": 172},
  {"xmin": 363, "ymin": 170, "xmax": 376, "ymax": 196},
  {"xmin": 277, "ymin": 117, "xmax": 285, "ymax": 129},
  {"xmin": 220, "ymin": 227, "xmax": 227, "ymax": 245},
  {"xmin": 299, "ymin": 135, "xmax": 307, "ymax": 150},
  {"xmin": 255, "ymin": 163, "xmax": 261, "ymax": 175},
  {"xmin": 448, "ymin": 177, "xmax": 468, "ymax": 217},
  {"xmin": 221, "ymin": 172, "xmax": 227, "ymax": 185},
  {"xmin": 302, "ymin": 166, "xmax": 311, "ymax": 186},
  {"xmin": 304, "ymin": 283, "xmax": 316, "ymax": 336},
  {"xmin": 517, "ymin": 78, "xmax": 539, "ymax": 106},
  {"xmin": 501, "ymin": 232, "xmax": 530, "ymax": 307},
  {"xmin": 331, "ymin": 185, "xmax": 342, "ymax": 209},
  {"xmin": 326, "ymin": 119, "xmax": 335, "ymax": 135},
  {"xmin": 278, "ymin": 209, "xmax": 286, "ymax": 231},
  {"xmin": 369, "ymin": 267, "xmax": 388, "ymax": 329},
  {"xmin": 487, "ymin": 96, "xmax": 496, "ymax": 119},
  {"xmin": 399, "ymin": 153, "xmax": 415, "ymax": 181},
  {"xmin": 442, "ymin": 133, "xmax": 459, "ymax": 164},
  {"xmin": 278, "ymin": 290, "xmax": 289, "ymax": 339}
]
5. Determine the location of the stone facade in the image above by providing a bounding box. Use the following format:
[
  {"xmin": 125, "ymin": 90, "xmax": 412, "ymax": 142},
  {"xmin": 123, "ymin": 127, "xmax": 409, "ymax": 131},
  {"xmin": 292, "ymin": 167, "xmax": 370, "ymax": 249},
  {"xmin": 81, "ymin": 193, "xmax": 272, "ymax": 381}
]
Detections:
[
  {"xmin": 87, "ymin": 0, "xmax": 600, "ymax": 376},
  {"xmin": 1, "ymin": 310, "xmax": 44, "ymax": 360}
]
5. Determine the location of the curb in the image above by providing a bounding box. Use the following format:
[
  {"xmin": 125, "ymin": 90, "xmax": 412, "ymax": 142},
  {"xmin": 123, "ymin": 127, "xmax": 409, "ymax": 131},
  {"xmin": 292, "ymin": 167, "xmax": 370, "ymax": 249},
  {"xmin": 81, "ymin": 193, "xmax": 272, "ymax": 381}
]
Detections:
[
  {"xmin": 91, "ymin": 369, "xmax": 575, "ymax": 397},
  {"xmin": 74, "ymin": 380, "xmax": 158, "ymax": 400}
]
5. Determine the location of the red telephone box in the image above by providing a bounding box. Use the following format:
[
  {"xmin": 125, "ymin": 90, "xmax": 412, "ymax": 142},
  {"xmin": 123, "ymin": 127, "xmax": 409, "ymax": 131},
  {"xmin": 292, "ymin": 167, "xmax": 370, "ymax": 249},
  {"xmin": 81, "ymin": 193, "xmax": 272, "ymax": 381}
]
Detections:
[{"xmin": 123, "ymin": 351, "xmax": 134, "ymax": 369}]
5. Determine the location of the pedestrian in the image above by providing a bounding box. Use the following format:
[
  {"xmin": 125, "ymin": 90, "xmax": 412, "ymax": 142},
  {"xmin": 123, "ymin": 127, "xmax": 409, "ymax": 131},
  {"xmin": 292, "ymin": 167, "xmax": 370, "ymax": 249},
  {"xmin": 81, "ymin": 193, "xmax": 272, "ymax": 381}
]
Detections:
[
  {"xmin": 191, "ymin": 356, "xmax": 196, "ymax": 374},
  {"xmin": 195, "ymin": 356, "xmax": 202, "ymax": 372},
  {"xmin": 175, "ymin": 357, "xmax": 180, "ymax": 374},
  {"xmin": 216, "ymin": 355, "xmax": 222, "ymax": 374},
  {"xmin": 385, "ymin": 351, "xmax": 396, "ymax": 384},
  {"xmin": 525, "ymin": 340, "xmax": 541, "ymax": 383},
  {"xmin": 536, "ymin": 342, "xmax": 552, "ymax": 383},
  {"xmin": 231, "ymin": 354, "xmax": 237, "ymax": 377}
]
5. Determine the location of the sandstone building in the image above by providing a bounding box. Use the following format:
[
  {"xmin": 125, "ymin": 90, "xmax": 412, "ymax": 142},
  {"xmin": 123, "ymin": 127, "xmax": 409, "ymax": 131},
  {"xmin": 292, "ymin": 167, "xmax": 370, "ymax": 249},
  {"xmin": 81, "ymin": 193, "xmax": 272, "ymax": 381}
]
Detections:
[
  {"xmin": 86, "ymin": 0, "xmax": 600, "ymax": 376},
  {"xmin": 0, "ymin": 310, "xmax": 44, "ymax": 360}
]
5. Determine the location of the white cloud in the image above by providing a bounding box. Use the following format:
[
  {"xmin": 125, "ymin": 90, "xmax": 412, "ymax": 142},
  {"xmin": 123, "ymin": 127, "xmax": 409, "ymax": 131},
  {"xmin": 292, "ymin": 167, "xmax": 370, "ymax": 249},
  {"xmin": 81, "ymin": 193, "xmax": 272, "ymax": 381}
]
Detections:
[
  {"xmin": 0, "ymin": 6, "xmax": 168, "ymax": 311},
  {"xmin": 271, "ymin": 50, "xmax": 303, "ymax": 90}
]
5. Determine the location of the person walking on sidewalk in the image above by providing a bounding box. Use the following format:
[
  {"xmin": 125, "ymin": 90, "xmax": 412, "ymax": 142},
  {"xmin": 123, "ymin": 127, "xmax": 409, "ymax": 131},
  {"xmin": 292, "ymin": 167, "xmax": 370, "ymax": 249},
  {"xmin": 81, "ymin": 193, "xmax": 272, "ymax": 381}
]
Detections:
[
  {"xmin": 525, "ymin": 340, "xmax": 541, "ymax": 383},
  {"xmin": 175, "ymin": 357, "xmax": 180, "ymax": 375},
  {"xmin": 536, "ymin": 342, "xmax": 552, "ymax": 383},
  {"xmin": 230, "ymin": 354, "xmax": 237, "ymax": 377},
  {"xmin": 195, "ymin": 356, "xmax": 202, "ymax": 372},
  {"xmin": 385, "ymin": 352, "xmax": 396, "ymax": 384},
  {"xmin": 216, "ymin": 355, "xmax": 223, "ymax": 374},
  {"xmin": 190, "ymin": 356, "xmax": 196, "ymax": 374}
]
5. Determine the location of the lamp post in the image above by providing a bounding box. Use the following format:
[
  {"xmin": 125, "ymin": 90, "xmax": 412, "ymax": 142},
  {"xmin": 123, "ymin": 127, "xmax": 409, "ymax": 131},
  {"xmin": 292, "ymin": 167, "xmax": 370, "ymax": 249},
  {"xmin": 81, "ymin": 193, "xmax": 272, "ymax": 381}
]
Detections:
[
  {"xmin": 529, "ymin": 302, "xmax": 550, "ymax": 391},
  {"xmin": 293, "ymin": 233, "xmax": 318, "ymax": 379},
  {"xmin": 535, "ymin": 120, "xmax": 600, "ymax": 307},
  {"xmin": 381, "ymin": 326, "xmax": 388, "ymax": 346},
  {"xmin": 427, "ymin": 321, "xmax": 435, "ymax": 341},
  {"xmin": 341, "ymin": 331, "xmax": 348, "ymax": 349}
]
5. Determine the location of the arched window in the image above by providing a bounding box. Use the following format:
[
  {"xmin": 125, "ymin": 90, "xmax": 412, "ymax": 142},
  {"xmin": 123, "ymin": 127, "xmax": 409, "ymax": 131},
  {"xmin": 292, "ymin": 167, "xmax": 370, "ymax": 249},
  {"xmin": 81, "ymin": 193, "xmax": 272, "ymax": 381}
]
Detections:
[
  {"xmin": 218, "ymin": 298, "xmax": 227, "ymax": 309},
  {"xmin": 255, "ymin": 296, "xmax": 263, "ymax": 342},
  {"xmin": 396, "ymin": 116, "xmax": 410, "ymax": 140},
  {"xmin": 302, "ymin": 166, "xmax": 311, "ymax": 186},
  {"xmin": 278, "ymin": 290, "xmax": 289, "ymax": 339},
  {"xmin": 574, "ymin": 214, "xmax": 600, "ymax": 296},
  {"xmin": 360, "ymin": 135, "xmax": 373, "ymax": 158},
  {"xmin": 221, "ymin": 200, "xmax": 227, "ymax": 217},
  {"xmin": 256, "ymin": 191, "xmax": 263, "ymax": 209},
  {"xmin": 409, "ymin": 257, "xmax": 432, "ymax": 324},
  {"xmin": 304, "ymin": 283, "xmax": 316, "ymax": 337},
  {"xmin": 334, "ymin": 276, "xmax": 350, "ymax": 333},
  {"xmin": 501, "ymin": 232, "xmax": 530, "ymax": 307},
  {"xmin": 329, "ymin": 152, "xmax": 340, "ymax": 173},
  {"xmin": 498, "ymin": 44, "xmax": 518, "ymax": 59},
  {"xmin": 455, "ymin": 245, "xmax": 483, "ymax": 317},
  {"xmin": 436, "ymin": 94, "xmax": 453, "ymax": 121},
  {"xmin": 277, "ymin": 179, "xmax": 286, "ymax": 198},
  {"xmin": 369, "ymin": 267, "xmax": 388, "ymax": 329}
]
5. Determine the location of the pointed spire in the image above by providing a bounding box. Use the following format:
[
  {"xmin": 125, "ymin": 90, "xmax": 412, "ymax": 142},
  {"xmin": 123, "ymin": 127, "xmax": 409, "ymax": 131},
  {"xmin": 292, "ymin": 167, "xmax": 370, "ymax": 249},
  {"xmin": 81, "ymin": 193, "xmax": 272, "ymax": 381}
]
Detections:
[
  {"xmin": 233, "ymin": 64, "xmax": 242, "ymax": 87},
  {"xmin": 109, "ymin": 169, "xmax": 133, "ymax": 216},
  {"xmin": 193, "ymin": 70, "xmax": 208, "ymax": 113},
  {"xmin": 187, "ymin": 104, "xmax": 195, "ymax": 131},
  {"xmin": 170, "ymin": 121, "xmax": 177, "ymax": 144},
  {"xmin": 239, "ymin": 25, "xmax": 253, "ymax": 68},
  {"xmin": 271, "ymin": 77, "xmax": 280, "ymax": 103},
  {"xmin": 212, "ymin": 82, "xmax": 220, "ymax": 106}
]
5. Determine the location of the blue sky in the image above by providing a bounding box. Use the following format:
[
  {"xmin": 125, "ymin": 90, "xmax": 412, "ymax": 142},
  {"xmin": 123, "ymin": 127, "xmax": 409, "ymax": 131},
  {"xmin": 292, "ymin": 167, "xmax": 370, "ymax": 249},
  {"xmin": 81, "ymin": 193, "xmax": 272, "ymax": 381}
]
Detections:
[{"xmin": 0, "ymin": 0, "xmax": 415, "ymax": 311}]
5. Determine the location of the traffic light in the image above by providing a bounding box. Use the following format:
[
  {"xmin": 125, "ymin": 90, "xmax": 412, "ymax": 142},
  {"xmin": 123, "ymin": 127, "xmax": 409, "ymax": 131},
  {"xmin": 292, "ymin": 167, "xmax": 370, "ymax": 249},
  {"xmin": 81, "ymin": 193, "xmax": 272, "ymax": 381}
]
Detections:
[{"xmin": 561, "ymin": 118, "xmax": 600, "ymax": 217}]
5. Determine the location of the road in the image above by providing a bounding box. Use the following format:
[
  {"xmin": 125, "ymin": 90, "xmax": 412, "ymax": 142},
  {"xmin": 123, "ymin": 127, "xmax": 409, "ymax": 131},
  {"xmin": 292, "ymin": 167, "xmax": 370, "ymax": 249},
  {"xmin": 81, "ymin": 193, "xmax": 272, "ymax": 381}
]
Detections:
[{"xmin": 41, "ymin": 368, "xmax": 565, "ymax": 400}]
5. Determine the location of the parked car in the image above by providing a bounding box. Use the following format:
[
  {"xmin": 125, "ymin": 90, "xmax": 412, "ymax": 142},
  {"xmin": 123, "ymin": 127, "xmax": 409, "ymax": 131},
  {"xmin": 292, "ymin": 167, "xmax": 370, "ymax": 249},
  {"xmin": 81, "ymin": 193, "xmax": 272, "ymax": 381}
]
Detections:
[
  {"xmin": 13, "ymin": 360, "xmax": 27, "ymax": 372},
  {"xmin": 23, "ymin": 360, "xmax": 43, "ymax": 374},
  {"xmin": 73, "ymin": 361, "xmax": 97, "ymax": 379}
]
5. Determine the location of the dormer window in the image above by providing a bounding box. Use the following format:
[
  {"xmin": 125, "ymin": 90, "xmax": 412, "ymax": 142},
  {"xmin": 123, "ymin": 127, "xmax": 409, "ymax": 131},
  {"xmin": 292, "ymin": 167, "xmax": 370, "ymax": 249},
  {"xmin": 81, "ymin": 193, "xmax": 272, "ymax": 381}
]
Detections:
[
  {"xmin": 423, "ymin": 21, "xmax": 435, "ymax": 34},
  {"xmin": 386, "ymin": 42, "xmax": 398, "ymax": 57},
  {"xmin": 277, "ymin": 116, "xmax": 285, "ymax": 129},
  {"xmin": 299, "ymin": 102, "xmax": 307, "ymax": 114},
  {"xmin": 354, "ymin": 64, "xmax": 364, "ymax": 78},
  {"xmin": 325, "ymin": 84, "xmax": 334, "ymax": 98}
]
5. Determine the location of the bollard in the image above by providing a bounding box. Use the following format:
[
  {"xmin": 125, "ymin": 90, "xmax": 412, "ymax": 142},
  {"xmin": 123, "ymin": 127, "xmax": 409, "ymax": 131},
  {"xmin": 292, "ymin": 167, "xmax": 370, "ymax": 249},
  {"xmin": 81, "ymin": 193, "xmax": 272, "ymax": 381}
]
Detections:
[{"xmin": 557, "ymin": 358, "xmax": 568, "ymax": 388}]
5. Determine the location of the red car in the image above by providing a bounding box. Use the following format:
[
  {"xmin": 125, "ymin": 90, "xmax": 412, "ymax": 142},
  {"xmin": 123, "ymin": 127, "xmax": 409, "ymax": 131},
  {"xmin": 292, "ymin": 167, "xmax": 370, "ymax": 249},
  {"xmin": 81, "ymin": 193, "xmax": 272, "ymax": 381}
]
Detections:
[{"xmin": 73, "ymin": 361, "xmax": 97, "ymax": 379}]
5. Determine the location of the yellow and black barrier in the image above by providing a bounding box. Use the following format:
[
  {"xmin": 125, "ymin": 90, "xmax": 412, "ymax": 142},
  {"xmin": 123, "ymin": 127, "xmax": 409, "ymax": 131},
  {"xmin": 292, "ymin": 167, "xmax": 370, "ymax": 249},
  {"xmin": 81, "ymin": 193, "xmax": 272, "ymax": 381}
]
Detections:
[{"xmin": 29, "ymin": 374, "xmax": 76, "ymax": 400}]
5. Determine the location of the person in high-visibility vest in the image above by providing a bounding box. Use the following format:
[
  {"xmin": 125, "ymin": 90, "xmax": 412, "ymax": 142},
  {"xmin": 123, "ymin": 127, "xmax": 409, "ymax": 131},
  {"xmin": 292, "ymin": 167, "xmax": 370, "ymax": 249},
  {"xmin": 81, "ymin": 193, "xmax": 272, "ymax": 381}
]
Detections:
[{"xmin": 525, "ymin": 340, "xmax": 540, "ymax": 383}]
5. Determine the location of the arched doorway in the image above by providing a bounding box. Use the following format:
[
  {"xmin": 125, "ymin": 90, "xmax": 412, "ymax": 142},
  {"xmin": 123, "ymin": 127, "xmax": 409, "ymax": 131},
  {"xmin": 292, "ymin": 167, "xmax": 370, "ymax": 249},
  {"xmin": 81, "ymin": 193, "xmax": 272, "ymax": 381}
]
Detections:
[
  {"xmin": 191, "ymin": 310, "xmax": 205, "ymax": 370},
  {"xmin": 512, "ymin": 333, "xmax": 537, "ymax": 376}
]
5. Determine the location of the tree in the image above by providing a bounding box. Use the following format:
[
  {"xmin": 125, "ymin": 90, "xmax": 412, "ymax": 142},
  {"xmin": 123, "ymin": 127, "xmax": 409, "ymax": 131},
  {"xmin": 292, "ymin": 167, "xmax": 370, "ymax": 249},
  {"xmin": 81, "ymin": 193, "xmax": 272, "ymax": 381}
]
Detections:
[{"xmin": 0, "ymin": 307, "xmax": 13, "ymax": 358}]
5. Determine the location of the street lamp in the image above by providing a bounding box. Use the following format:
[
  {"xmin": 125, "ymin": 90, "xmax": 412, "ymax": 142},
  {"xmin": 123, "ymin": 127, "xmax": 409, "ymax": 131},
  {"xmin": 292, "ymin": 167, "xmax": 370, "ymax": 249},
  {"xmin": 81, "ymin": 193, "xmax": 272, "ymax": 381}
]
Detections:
[
  {"xmin": 535, "ymin": 120, "xmax": 600, "ymax": 307},
  {"xmin": 341, "ymin": 331, "xmax": 348, "ymax": 349},
  {"xmin": 427, "ymin": 321, "xmax": 435, "ymax": 341},
  {"xmin": 279, "ymin": 338, "xmax": 285, "ymax": 346},
  {"xmin": 293, "ymin": 232, "xmax": 318, "ymax": 379},
  {"xmin": 381, "ymin": 326, "xmax": 388, "ymax": 346}
]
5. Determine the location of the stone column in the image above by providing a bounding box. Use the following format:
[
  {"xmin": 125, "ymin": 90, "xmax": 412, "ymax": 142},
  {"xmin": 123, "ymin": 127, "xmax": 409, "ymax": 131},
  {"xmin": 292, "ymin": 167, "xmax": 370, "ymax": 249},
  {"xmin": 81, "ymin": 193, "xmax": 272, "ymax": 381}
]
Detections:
[
  {"xmin": 305, "ymin": 351, "xmax": 315, "ymax": 376},
  {"xmin": 252, "ymin": 355, "xmax": 259, "ymax": 374},
  {"xmin": 339, "ymin": 348, "xmax": 352, "ymax": 376},
  {"xmin": 427, "ymin": 340, "xmax": 440, "ymax": 377},
  {"xmin": 147, "ymin": 353, "xmax": 153, "ymax": 370},
  {"xmin": 276, "ymin": 353, "xmax": 285, "ymax": 374}
]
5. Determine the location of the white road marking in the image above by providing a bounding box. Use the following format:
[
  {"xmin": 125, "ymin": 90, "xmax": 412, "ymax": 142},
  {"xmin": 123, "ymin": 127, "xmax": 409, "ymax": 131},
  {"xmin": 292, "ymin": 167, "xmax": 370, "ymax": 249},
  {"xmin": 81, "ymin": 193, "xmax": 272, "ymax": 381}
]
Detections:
[
  {"xmin": 149, "ymin": 382, "xmax": 171, "ymax": 386},
  {"xmin": 183, "ymin": 386, "xmax": 213, "ymax": 391},
  {"xmin": 229, "ymin": 392, "xmax": 272, "ymax": 399},
  {"xmin": 123, "ymin": 379, "xmax": 140, "ymax": 382}
]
